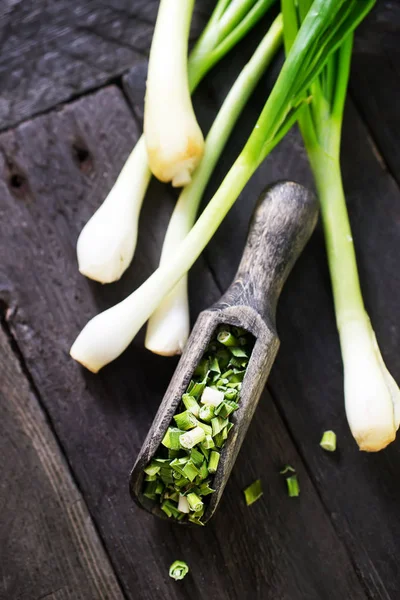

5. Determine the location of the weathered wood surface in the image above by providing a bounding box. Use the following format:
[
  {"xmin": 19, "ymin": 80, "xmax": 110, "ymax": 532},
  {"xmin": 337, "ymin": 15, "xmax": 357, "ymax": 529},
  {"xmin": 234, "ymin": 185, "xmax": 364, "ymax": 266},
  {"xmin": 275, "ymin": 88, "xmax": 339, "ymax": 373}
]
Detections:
[
  {"xmin": 0, "ymin": 1, "xmax": 399, "ymax": 599},
  {"xmin": 0, "ymin": 322, "xmax": 124, "ymax": 600},
  {"xmin": 0, "ymin": 0, "xmax": 211, "ymax": 130},
  {"xmin": 351, "ymin": 1, "xmax": 400, "ymax": 185}
]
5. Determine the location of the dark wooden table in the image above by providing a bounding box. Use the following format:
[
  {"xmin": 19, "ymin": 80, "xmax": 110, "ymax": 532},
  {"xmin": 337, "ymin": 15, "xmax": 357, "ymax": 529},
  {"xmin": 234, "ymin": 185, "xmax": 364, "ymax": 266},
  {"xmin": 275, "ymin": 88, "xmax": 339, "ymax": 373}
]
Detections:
[{"xmin": 1, "ymin": 2, "xmax": 399, "ymax": 599}]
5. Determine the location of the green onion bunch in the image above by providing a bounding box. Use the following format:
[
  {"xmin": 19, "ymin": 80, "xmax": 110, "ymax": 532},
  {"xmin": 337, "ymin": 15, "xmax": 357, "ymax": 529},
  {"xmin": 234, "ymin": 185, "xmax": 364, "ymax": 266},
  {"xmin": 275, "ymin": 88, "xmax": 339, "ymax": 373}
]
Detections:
[{"xmin": 143, "ymin": 325, "xmax": 254, "ymax": 525}]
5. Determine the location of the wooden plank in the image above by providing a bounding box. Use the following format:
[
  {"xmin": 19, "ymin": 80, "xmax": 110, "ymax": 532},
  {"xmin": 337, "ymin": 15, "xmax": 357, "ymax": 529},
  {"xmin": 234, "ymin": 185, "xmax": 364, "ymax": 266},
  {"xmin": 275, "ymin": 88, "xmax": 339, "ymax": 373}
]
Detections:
[
  {"xmin": 350, "ymin": 1, "xmax": 400, "ymax": 184},
  {"xmin": 0, "ymin": 323, "xmax": 125, "ymax": 600},
  {"xmin": 0, "ymin": 0, "xmax": 211, "ymax": 130},
  {"xmin": 196, "ymin": 41, "xmax": 400, "ymax": 596},
  {"xmin": 0, "ymin": 86, "xmax": 367, "ymax": 600}
]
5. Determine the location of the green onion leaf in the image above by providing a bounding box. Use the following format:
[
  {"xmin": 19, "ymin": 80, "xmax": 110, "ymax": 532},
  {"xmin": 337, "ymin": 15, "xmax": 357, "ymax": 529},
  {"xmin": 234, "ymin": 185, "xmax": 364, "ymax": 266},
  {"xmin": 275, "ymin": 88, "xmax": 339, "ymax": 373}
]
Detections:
[
  {"xmin": 162, "ymin": 427, "xmax": 186, "ymax": 450},
  {"xmin": 179, "ymin": 426, "xmax": 206, "ymax": 449}
]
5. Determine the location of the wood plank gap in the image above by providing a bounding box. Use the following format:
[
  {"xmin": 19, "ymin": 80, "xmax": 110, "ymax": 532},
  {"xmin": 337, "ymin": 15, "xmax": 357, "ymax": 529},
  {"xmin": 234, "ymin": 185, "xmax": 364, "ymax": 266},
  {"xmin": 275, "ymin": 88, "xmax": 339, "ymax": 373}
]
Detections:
[
  {"xmin": 0, "ymin": 302, "xmax": 130, "ymax": 600},
  {"xmin": 0, "ymin": 73, "xmax": 129, "ymax": 136},
  {"xmin": 349, "ymin": 91, "xmax": 400, "ymax": 192}
]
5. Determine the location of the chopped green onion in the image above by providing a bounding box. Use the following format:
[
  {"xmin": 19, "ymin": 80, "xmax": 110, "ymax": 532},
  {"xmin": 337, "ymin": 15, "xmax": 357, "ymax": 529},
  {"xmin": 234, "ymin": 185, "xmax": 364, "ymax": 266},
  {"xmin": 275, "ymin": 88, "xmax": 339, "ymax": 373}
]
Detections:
[
  {"xmin": 174, "ymin": 410, "xmax": 198, "ymax": 430},
  {"xmin": 198, "ymin": 461, "xmax": 209, "ymax": 480},
  {"xmin": 209, "ymin": 357, "xmax": 221, "ymax": 373},
  {"xmin": 215, "ymin": 400, "xmax": 239, "ymax": 418},
  {"xmin": 286, "ymin": 475, "xmax": 300, "ymax": 498},
  {"xmin": 178, "ymin": 495, "xmax": 190, "ymax": 514},
  {"xmin": 162, "ymin": 427, "xmax": 185, "ymax": 450},
  {"xmin": 201, "ymin": 386, "xmax": 224, "ymax": 407},
  {"xmin": 169, "ymin": 560, "xmax": 189, "ymax": 581},
  {"xmin": 190, "ymin": 447, "xmax": 204, "ymax": 467},
  {"xmin": 179, "ymin": 426, "xmax": 206, "ymax": 449},
  {"xmin": 198, "ymin": 481, "xmax": 215, "ymax": 496},
  {"xmin": 199, "ymin": 404, "xmax": 215, "ymax": 423},
  {"xmin": 195, "ymin": 420, "xmax": 213, "ymax": 436},
  {"xmin": 229, "ymin": 346, "xmax": 248, "ymax": 358},
  {"xmin": 211, "ymin": 417, "xmax": 228, "ymax": 437},
  {"xmin": 161, "ymin": 500, "xmax": 181, "ymax": 519},
  {"xmin": 208, "ymin": 451, "xmax": 220, "ymax": 474},
  {"xmin": 279, "ymin": 464, "xmax": 296, "ymax": 475},
  {"xmin": 186, "ymin": 492, "xmax": 204, "ymax": 512},
  {"xmin": 182, "ymin": 460, "xmax": 200, "ymax": 482},
  {"xmin": 143, "ymin": 461, "xmax": 161, "ymax": 476},
  {"xmin": 320, "ymin": 430, "xmax": 337, "ymax": 452},
  {"xmin": 243, "ymin": 479, "xmax": 263, "ymax": 506},
  {"xmin": 182, "ymin": 394, "xmax": 200, "ymax": 417},
  {"xmin": 217, "ymin": 330, "xmax": 238, "ymax": 347},
  {"xmin": 201, "ymin": 435, "xmax": 215, "ymax": 450}
]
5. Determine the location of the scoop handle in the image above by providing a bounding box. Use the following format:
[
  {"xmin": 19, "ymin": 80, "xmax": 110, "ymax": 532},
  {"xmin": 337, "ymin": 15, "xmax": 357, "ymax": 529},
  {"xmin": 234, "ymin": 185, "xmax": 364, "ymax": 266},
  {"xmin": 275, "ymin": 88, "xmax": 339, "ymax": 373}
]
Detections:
[{"xmin": 215, "ymin": 181, "xmax": 318, "ymax": 327}]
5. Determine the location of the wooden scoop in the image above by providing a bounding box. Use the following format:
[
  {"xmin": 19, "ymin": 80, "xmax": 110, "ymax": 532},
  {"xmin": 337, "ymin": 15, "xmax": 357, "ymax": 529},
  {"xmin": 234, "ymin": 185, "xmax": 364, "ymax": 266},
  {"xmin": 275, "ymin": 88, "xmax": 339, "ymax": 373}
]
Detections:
[{"xmin": 130, "ymin": 181, "xmax": 318, "ymax": 523}]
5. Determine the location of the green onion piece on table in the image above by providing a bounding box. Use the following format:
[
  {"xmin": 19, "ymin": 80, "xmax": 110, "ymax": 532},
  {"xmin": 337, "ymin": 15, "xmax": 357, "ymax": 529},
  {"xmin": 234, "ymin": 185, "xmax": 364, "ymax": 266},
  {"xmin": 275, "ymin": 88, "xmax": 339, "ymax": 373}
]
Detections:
[
  {"xmin": 169, "ymin": 560, "xmax": 189, "ymax": 581},
  {"xmin": 286, "ymin": 475, "xmax": 300, "ymax": 498},
  {"xmin": 71, "ymin": 0, "xmax": 376, "ymax": 374},
  {"xmin": 320, "ymin": 430, "xmax": 337, "ymax": 452},
  {"xmin": 279, "ymin": 464, "xmax": 296, "ymax": 475},
  {"xmin": 243, "ymin": 479, "xmax": 263, "ymax": 506},
  {"xmin": 283, "ymin": 0, "xmax": 399, "ymax": 452},
  {"xmin": 76, "ymin": 0, "xmax": 278, "ymax": 284}
]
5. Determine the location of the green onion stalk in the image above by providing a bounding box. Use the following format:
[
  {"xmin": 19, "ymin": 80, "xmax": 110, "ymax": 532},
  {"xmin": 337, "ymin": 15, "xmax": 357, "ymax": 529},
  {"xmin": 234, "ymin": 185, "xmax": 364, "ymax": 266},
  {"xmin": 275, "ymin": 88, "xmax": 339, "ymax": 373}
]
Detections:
[
  {"xmin": 76, "ymin": 0, "xmax": 277, "ymax": 284},
  {"xmin": 71, "ymin": 0, "xmax": 376, "ymax": 373},
  {"xmin": 145, "ymin": 14, "xmax": 283, "ymax": 357},
  {"xmin": 283, "ymin": 0, "xmax": 399, "ymax": 452}
]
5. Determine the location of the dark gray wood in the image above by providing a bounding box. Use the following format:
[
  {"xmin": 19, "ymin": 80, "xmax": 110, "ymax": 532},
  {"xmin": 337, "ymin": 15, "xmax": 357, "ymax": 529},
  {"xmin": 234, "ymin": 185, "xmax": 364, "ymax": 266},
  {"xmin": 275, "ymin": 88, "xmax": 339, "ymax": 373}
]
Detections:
[
  {"xmin": 0, "ymin": 0, "xmax": 212, "ymax": 130},
  {"xmin": 131, "ymin": 182, "xmax": 318, "ymax": 522},
  {"xmin": 351, "ymin": 0, "xmax": 400, "ymax": 185},
  {"xmin": 0, "ymin": 87, "xmax": 368, "ymax": 600},
  {"xmin": 0, "ymin": 324, "xmax": 125, "ymax": 600}
]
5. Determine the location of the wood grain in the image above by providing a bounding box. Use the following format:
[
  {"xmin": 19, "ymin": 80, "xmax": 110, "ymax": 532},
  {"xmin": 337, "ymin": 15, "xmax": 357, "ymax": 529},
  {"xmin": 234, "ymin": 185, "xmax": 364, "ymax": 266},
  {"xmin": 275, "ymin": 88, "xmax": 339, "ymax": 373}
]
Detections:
[
  {"xmin": 0, "ymin": 86, "xmax": 368, "ymax": 600},
  {"xmin": 351, "ymin": 0, "xmax": 400, "ymax": 185},
  {"xmin": 0, "ymin": 323, "xmax": 125, "ymax": 600},
  {"xmin": 0, "ymin": 0, "xmax": 212, "ymax": 130}
]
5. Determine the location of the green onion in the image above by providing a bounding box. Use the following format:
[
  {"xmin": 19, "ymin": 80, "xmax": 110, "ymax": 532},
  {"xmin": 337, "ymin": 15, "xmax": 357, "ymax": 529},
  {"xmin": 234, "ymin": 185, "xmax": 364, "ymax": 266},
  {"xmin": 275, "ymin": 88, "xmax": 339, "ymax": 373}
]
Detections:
[
  {"xmin": 320, "ymin": 430, "xmax": 337, "ymax": 452},
  {"xmin": 169, "ymin": 560, "xmax": 189, "ymax": 581},
  {"xmin": 71, "ymin": 0, "xmax": 377, "ymax": 374},
  {"xmin": 143, "ymin": 461, "xmax": 160, "ymax": 477},
  {"xmin": 145, "ymin": 11, "xmax": 282, "ymax": 357},
  {"xmin": 178, "ymin": 495, "xmax": 190, "ymax": 514},
  {"xmin": 286, "ymin": 475, "xmax": 300, "ymax": 498},
  {"xmin": 179, "ymin": 426, "xmax": 206, "ymax": 449},
  {"xmin": 182, "ymin": 460, "xmax": 200, "ymax": 482},
  {"xmin": 208, "ymin": 451, "xmax": 221, "ymax": 474},
  {"xmin": 174, "ymin": 410, "xmax": 198, "ymax": 431},
  {"xmin": 201, "ymin": 435, "xmax": 215, "ymax": 451},
  {"xmin": 279, "ymin": 464, "xmax": 296, "ymax": 475},
  {"xmin": 199, "ymin": 404, "xmax": 215, "ymax": 423},
  {"xmin": 162, "ymin": 427, "xmax": 185, "ymax": 450},
  {"xmin": 215, "ymin": 400, "xmax": 239, "ymax": 419},
  {"xmin": 217, "ymin": 330, "xmax": 238, "ymax": 347},
  {"xmin": 211, "ymin": 417, "xmax": 228, "ymax": 437},
  {"xmin": 243, "ymin": 479, "xmax": 263, "ymax": 506},
  {"xmin": 283, "ymin": 0, "xmax": 396, "ymax": 452},
  {"xmin": 76, "ymin": 0, "xmax": 276, "ymax": 285},
  {"xmin": 190, "ymin": 447, "xmax": 204, "ymax": 468},
  {"xmin": 182, "ymin": 394, "xmax": 200, "ymax": 417},
  {"xmin": 161, "ymin": 500, "xmax": 181, "ymax": 519},
  {"xmin": 186, "ymin": 492, "xmax": 204, "ymax": 513},
  {"xmin": 201, "ymin": 387, "xmax": 224, "ymax": 407}
]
